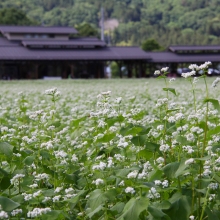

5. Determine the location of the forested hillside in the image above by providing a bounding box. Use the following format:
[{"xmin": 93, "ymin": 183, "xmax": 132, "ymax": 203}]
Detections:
[{"xmin": 0, "ymin": 0, "xmax": 220, "ymax": 47}]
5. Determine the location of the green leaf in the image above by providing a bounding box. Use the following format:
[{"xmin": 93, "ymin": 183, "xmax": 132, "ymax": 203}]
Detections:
[
  {"xmin": 111, "ymin": 202, "xmax": 125, "ymax": 214},
  {"xmin": 0, "ymin": 176, "xmax": 11, "ymax": 190},
  {"xmin": 131, "ymin": 135, "xmax": 147, "ymax": 146},
  {"xmin": 0, "ymin": 142, "xmax": 14, "ymax": 157},
  {"xmin": 87, "ymin": 205, "xmax": 103, "ymax": 218},
  {"xmin": 163, "ymin": 162, "xmax": 180, "ymax": 179},
  {"xmin": 145, "ymin": 142, "xmax": 160, "ymax": 152},
  {"xmin": 212, "ymin": 144, "xmax": 220, "ymax": 152},
  {"xmin": 214, "ymin": 174, "xmax": 220, "ymax": 183},
  {"xmin": 42, "ymin": 210, "xmax": 63, "ymax": 220},
  {"xmin": 126, "ymin": 126, "xmax": 143, "ymax": 136},
  {"xmin": 205, "ymin": 207, "xmax": 220, "ymax": 220},
  {"xmin": 98, "ymin": 133, "xmax": 115, "ymax": 143},
  {"xmin": 139, "ymin": 149, "xmax": 153, "ymax": 160},
  {"xmin": 148, "ymin": 206, "xmax": 170, "ymax": 220},
  {"xmin": 174, "ymin": 159, "xmax": 189, "ymax": 178},
  {"xmin": 87, "ymin": 189, "xmax": 108, "ymax": 211},
  {"xmin": 0, "ymin": 196, "xmax": 20, "ymax": 211},
  {"xmin": 0, "ymin": 167, "xmax": 8, "ymax": 176},
  {"xmin": 104, "ymin": 189, "xmax": 118, "ymax": 202},
  {"xmin": 148, "ymin": 169, "xmax": 163, "ymax": 182},
  {"xmin": 155, "ymin": 201, "xmax": 171, "ymax": 210},
  {"xmin": 23, "ymin": 156, "xmax": 35, "ymax": 165},
  {"xmin": 207, "ymin": 126, "xmax": 220, "ymax": 139},
  {"xmin": 166, "ymin": 193, "xmax": 191, "ymax": 220},
  {"xmin": 67, "ymin": 190, "xmax": 87, "ymax": 205},
  {"xmin": 195, "ymin": 155, "xmax": 211, "ymax": 161},
  {"xmin": 176, "ymin": 136, "xmax": 188, "ymax": 145},
  {"xmin": 117, "ymin": 197, "xmax": 149, "ymax": 220},
  {"xmin": 204, "ymin": 98, "xmax": 220, "ymax": 112},
  {"xmin": 167, "ymin": 108, "xmax": 180, "ymax": 113},
  {"xmin": 163, "ymin": 88, "xmax": 177, "ymax": 96}
]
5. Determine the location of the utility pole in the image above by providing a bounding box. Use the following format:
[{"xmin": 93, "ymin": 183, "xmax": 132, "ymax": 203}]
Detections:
[{"xmin": 101, "ymin": 7, "xmax": 104, "ymax": 41}]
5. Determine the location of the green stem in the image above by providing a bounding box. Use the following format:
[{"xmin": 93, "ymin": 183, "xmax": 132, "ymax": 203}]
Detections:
[{"xmin": 199, "ymin": 188, "xmax": 210, "ymax": 220}]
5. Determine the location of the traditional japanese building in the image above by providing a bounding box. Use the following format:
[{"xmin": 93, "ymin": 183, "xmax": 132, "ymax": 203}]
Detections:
[
  {"xmin": 145, "ymin": 45, "xmax": 220, "ymax": 76},
  {"xmin": 0, "ymin": 25, "xmax": 150, "ymax": 79}
]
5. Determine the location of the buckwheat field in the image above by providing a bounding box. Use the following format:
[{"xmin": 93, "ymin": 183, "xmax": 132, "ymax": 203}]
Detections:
[{"xmin": 1, "ymin": 62, "xmax": 220, "ymax": 220}]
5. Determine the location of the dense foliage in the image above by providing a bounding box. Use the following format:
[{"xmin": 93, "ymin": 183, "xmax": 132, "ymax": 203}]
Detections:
[
  {"xmin": 1, "ymin": 62, "xmax": 220, "ymax": 219},
  {"xmin": 0, "ymin": 0, "xmax": 220, "ymax": 46},
  {"xmin": 0, "ymin": 8, "xmax": 37, "ymax": 26}
]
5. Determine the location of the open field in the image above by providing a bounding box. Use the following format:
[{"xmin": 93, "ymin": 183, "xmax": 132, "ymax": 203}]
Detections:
[{"xmin": 0, "ymin": 77, "xmax": 220, "ymax": 219}]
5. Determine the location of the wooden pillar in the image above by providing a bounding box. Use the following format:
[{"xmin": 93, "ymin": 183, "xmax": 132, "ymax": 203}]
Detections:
[
  {"xmin": 68, "ymin": 64, "xmax": 74, "ymax": 79},
  {"xmin": 140, "ymin": 62, "xmax": 145, "ymax": 78},
  {"xmin": 127, "ymin": 63, "xmax": 132, "ymax": 78},
  {"xmin": 33, "ymin": 63, "xmax": 39, "ymax": 79},
  {"xmin": 116, "ymin": 61, "xmax": 123, "ymax": 78}
]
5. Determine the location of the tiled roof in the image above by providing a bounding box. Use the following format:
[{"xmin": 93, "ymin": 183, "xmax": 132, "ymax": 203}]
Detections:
[
  {"xmin": 22, "ymin": 38, "xmax": 106, "ymax": 47},
  {"xmin": 0, "ymin": 45, "xmax": 150, "ymax": 61},
  {"xmin": 145, "ymin": 52, "xmax": 220, "ymax": 63},
  {"xmin": 169, "ymin": 45, "xmax": 220, "ymax": 52},
  {"xmin": 0, "ymin": 26, "xmax": 78, "ymax": 34}
]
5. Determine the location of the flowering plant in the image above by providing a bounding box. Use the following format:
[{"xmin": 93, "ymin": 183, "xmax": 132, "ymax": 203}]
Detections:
[{"xmin": 0, "ymin": 62, "xmax": 220, "ymax": 219}]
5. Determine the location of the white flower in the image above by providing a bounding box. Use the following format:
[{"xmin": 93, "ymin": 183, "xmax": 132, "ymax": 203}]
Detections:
[
  {"xmin": 193, "ymin": 77, "xmax": 198, "ymax": 84},
  {"xmin": 52, "ymin": 195, "xmax": 61, "ymax": 202},
  {"xmin": 159, "ymin": 144, "xmax": 170, "ymax": 152},
  {"xmin": 11, "ymin": 209, "xmax": 22, "ymax": 216},
  {"xmin": 182, "ymin": 71, "xmax": 196, "ymax": 78},
  {"xmin": 208, "ymin": 183, "xmax": 218, "ymax": 190},
  {"xmin": 65, "ymin": 187, "xmax": 74, "ymax": 194},
  {"xmin": 45, "ymin": 88, "xmax": 58, "ymax": 95},
  {"xmin": 0, "ymin": 211, "xmax": 8, "ymax": 219},
  {"xmin": 33, "ymin": 190, "xmax": 42, "ymax": 198},
  {"xmin": 35, "ymin": 173, "xmax": 49, "ymax": 181},
  {"xmin": 212, "ymin": 77, "xmax": 220, "ymax": 88},
  {"xmin": 92, "ymin": 178, "xmax": 104, "ymax": 186},
  {"xmin": 154, "ymin": 70, "xmax": 160, "ymax": 75},
  {"xmin": 162, "ymin": 180, "xmax": 169, "ymax": 188},
  {"xmin": 199, "ymin": 61, "xmax": 212, "ymax": 70},
  {"xmin": 27, "ymin": 208, "xmax": 51, "ymax": 218},
  {"xmin": 125, "ymin": 187, "xmax": 135, "ymax": 194},
  {"xmin": 189, "ymin": 64, "xmax": 199, "ymax": 71},
  {"xmin": 127, "ymin": 170, "xmax": 139, "ymax": 179},
  {"xmin": 154, "ymin": 180, "xmax": 161, "ymax": 186},
  {"xmin": 101, "ymin": 91, "xmax": 111, "ymax": 96},
  {"xmin": 185, "ymin": 158, "xmax": 194, "ymax": 165},
  {"xmin": 147, "ymin": 187, "xmax": 160, "ymax": 199},
  {"xmin": 92, "ymin": 161, "xmax": 107, "ymax": 170},
  {"xmin": 28, "ymin": 183, "xmax": 38, "ymax": 189},
  {"xmin": 10, "ymin": 174, "xmax": 25, "ymax": 186},
  {"xmin": 189, "ymin": 215, "xmax": 195, "ymax": 220},
  {"xmin": 156, "ymin": 157, "xmax": 164, "ymax": 164},
  {"xmin": 118, "ymin": 180, "xmax": 125, "ymax": 186},
  {"xmin": 54, "ymin": 187, "xmax": 63, "ymax": 193},
  {"xmin": 169, "ymin": 78, "xmax": 175, "ymax": 83},
  {"xmin": 71, "ymin": 154, "xmax": 78, "ymax": 162},
  {"xmin": 115, "ymin": 97, "xmax": 122, "ymax": 103},
  {"xmin": 161, "ymin": 67, "xmax": 169, "ymax": 72}
]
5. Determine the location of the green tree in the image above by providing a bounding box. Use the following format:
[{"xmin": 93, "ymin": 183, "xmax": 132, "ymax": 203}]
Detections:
[
  {"xmin": 0, "ymin": 8, "xmax": 38, "ymax": 25},
  {"xmin": 75, "ymin": 23, "xmax": 99, "ymax": 37},
  {"xmin": 141, "ymin": 38, "xmax": 162, "ymax": 51}
]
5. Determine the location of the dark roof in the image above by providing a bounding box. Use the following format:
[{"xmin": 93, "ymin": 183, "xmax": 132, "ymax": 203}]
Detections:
[
  {"xmin": 22, "ymin": 38, "xmax": 106, "ymax": 47},
  {"xmin": 169, "ymin": 45, "xmax": 220, "ymax": 52},
  {"xmin": 0, "ymin": 46, "xmax": 150, "ymax": 61},
  {"xmin": 145, "ymin": 52, "xmax": 220, "ymax": 63},
  {"xmin": 0, "ymin": 26, "xmax": 78, "ymax": 34},
  {"xmin": 0, "ymin": 37, "xmax": 19, "ymax": 46}
]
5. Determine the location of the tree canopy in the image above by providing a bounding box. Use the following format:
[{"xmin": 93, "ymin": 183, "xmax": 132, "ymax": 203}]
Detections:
[
  {"xmin": 0, "ymin": 8, "xmax": 38, "ymax": 25},
  {"xmin": 141, "ymin": 39, "xmax": 162, "ymax": 51},
  {"xmin": 0, "ymin": 0, "xmax": 219, "ymax": 47}
]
